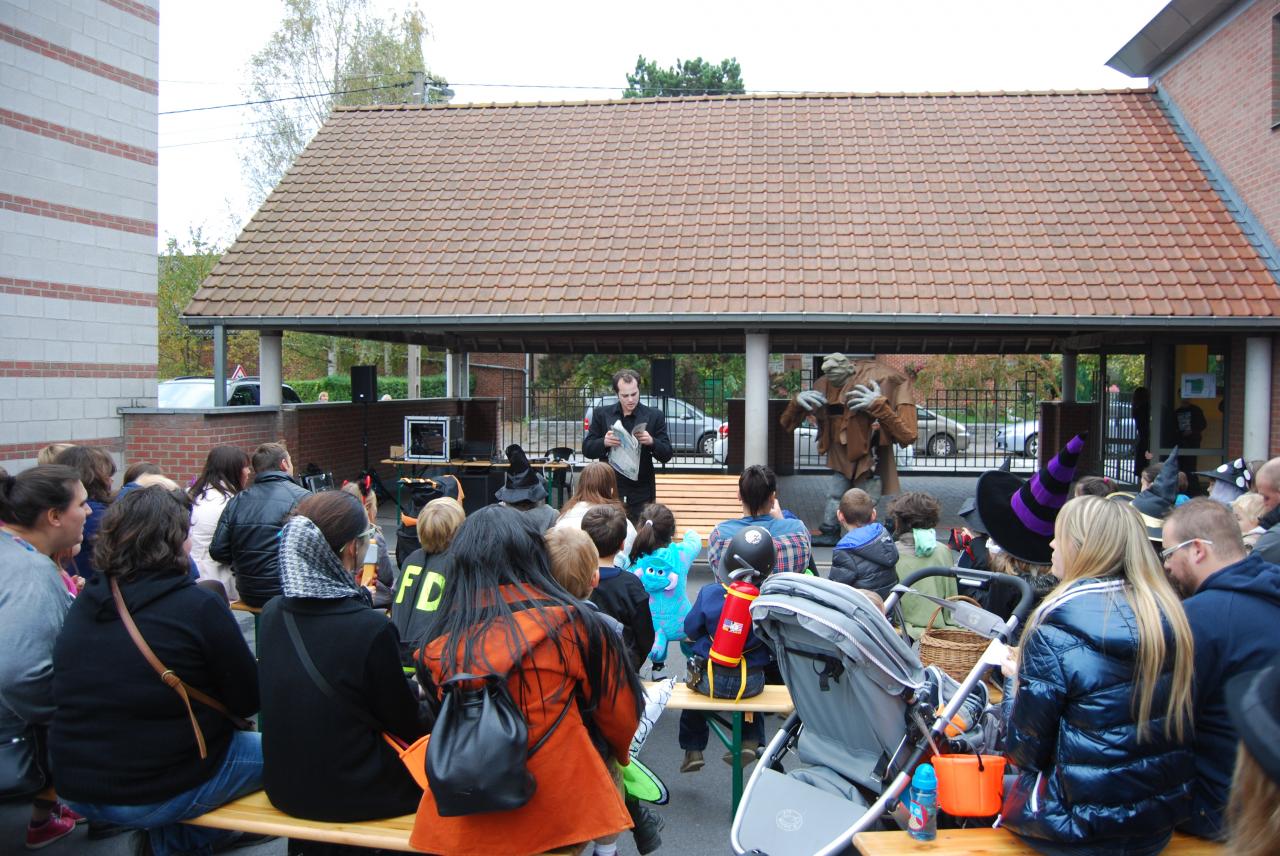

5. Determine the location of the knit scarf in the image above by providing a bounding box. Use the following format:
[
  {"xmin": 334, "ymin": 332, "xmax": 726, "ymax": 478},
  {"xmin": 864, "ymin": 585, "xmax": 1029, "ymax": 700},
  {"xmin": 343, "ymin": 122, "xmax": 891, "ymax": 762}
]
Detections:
[{"xmin": 278, "ymin": 515, "xmax": 361, "ymax": 600}]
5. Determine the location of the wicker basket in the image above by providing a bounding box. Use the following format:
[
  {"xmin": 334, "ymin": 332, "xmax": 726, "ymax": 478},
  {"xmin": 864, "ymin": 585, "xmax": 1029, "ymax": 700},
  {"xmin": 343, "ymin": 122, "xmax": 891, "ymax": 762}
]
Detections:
[{"xmin": 919, "ymin": 595, "xmax": 988, "ymax": 682}]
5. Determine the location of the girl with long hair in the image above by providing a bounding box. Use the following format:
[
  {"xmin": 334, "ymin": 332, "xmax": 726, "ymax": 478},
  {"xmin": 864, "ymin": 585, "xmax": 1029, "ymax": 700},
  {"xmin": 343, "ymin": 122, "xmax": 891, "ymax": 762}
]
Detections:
[
  {"xmin": 555, "ymin": 461, "xmax": 637, "ymax": 565},
  {"xmin": 52, "ymin": 445, "xmax": 115, "ymax": 582},
  {"xmin": 411, "ymin": 504, "xmax": 643, "ymax": 855},
  {"xmin": 188, "ymin": 445, "xmax": 251, "ymax": 602},
  {"xmin": 1001, "ymin": 495, "xmax": 1196, "ymax": 855},
  {"xmin": 629, "ymin": 502, "xmax": 700, "ymax": 672}
]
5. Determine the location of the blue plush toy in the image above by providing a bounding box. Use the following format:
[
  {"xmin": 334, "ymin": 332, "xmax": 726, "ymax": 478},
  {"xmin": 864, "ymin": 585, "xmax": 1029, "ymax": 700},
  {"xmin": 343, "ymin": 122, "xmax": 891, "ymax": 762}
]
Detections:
[{"xmin": 632, "ymin": 529, "xmax": 700, "ymax": 670}]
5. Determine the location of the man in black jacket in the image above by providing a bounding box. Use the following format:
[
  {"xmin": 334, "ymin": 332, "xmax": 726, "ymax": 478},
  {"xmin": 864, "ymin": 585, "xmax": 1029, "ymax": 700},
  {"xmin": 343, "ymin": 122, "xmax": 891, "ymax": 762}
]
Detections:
[
  {"xmin": 210, "ymin": 443, "xmax": 309, "ymax": 608},
  {"xmin": 582, "ymin": 368, "xmax": 673, "ymax": 521}
]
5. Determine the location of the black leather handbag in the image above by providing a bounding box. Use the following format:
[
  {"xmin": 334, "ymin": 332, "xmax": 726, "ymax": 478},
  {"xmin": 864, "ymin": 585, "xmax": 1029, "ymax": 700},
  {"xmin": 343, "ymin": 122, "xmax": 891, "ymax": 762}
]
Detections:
[{"xmin": 425, "ymin": 672, "xmax": 572, "ymax": 817}]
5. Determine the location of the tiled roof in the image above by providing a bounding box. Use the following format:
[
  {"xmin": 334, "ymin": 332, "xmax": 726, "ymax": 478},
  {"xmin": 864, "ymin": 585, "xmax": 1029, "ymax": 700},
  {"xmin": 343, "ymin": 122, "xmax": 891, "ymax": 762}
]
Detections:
[{"xmin": 186, "ymin": 91, "xmax": 1279, "ymax": 328}]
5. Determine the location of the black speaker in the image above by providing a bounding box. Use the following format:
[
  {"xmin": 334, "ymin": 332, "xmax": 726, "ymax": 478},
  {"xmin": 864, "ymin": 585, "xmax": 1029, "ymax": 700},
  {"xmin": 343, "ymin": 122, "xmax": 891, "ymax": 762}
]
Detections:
[
  {"xmin": 651, "ymin": 358, "xmax": 675, "ymax": 396},
  {"xmin": 458, "ymin": 471, "xmax": 504, "ymax": 515},
  {"xmin": 351, "ymin": 365, "xmax": 378, "ymax": 403}
]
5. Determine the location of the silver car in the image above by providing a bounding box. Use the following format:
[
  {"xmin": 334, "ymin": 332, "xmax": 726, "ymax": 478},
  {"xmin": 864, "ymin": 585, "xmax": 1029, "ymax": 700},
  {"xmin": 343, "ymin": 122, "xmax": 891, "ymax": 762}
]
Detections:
[
  {"xmin": 583, "ymin": 395, "xmax": 724, "ymax": 454},
  {"xmin": 158, "ymin": 376, "xmax": 301, "ymax": 408}
]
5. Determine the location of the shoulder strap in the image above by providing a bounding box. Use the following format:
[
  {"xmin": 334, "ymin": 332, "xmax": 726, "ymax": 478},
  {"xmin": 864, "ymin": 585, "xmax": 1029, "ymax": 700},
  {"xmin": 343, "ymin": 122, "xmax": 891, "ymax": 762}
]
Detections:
[
  {"xmin": 282, "ymin": 608, "xmax": 405, "ymax": 748},
  {"xmin": 110, "ymin": 578, "xmax": 251, "ymax": 759}
]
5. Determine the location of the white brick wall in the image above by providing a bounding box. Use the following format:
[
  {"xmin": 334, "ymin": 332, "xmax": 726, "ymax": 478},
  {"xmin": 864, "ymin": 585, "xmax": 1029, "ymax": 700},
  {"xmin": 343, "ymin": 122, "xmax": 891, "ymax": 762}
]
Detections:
[{"xmin": 0, "ymin": 0, "xmax": 158, "ymax": 473}]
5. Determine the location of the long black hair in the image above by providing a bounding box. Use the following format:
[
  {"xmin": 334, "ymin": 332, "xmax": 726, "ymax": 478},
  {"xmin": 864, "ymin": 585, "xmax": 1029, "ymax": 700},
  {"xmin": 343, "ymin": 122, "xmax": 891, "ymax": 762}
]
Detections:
[
  {"xmin": 422, "ymin": 504, "xmax": 643, "ymax": 718},
  {"xmin": 189, "ymin": 445, "xmax": 250, "ymax": 501}
]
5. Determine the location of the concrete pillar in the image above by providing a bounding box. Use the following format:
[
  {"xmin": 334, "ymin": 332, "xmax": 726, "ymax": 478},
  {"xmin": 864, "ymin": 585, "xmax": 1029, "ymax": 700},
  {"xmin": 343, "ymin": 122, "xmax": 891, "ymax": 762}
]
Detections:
[
  {"xmin": 744, "ymin": 331, "xmax": 770, "ymax": 468},
  {"xmin": 1244, "ymin": 336, "xmax": 1272, "ymax": 461},
  {"xmin": 447, "ymin": 351, "xmax": 470, "ymax": 399},
  {"xmin": 212, "ymin": 325, "xmax": 227, "ymax": 407},
  {"xmin": 1062, "ymin": 352, "xmax": 1077, "ymax": 403},
  {"xmin": 407, "ymin": 345, "xmax": 421, "ymax": 398},
  {"xmin": 259, "ymin": 331, "xmax": 283, "ymax": 406}
]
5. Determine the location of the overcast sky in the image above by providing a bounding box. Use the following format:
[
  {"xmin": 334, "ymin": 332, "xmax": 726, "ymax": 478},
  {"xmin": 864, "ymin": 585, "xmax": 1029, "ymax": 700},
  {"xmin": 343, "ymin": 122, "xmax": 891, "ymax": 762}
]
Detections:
[{"xmin": 158, "ymin": 0, "xmax": 1170, "ymax": 251}]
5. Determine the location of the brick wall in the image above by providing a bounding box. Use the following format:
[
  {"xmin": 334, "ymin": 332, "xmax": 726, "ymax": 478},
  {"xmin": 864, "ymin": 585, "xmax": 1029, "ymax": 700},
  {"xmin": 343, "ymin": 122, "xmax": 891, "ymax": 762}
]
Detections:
[
  {"xmin": 0, "ymin": 0, "xmax": 159, "ymax": 473},
  {"xmin": 470, "ymin": 352, "xmax": 526, "ymax": 419},
  {"xmin": 1157, "ymin": 0, "xmax": 1280, "ymax": 248},
  {"xmin": 122, "ymin": 399, "xmax": 500, "ymax": 487}
]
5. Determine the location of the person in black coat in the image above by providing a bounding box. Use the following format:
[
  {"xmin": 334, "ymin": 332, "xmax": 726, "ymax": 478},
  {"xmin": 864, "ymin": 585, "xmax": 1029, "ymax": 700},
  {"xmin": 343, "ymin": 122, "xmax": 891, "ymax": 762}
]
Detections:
[
  {"xmin": 50, "ymin": 487, "xmax": 262, "ymax": 856},
  {"xmin": 209, "ymin": 442, "xmax": 310, "ymax": 608},
  {"xmin": 581, "ymin": 504, "xmax": 653, "ymax": 672},
  {"xmin": 828, "ymin": 487, "xmax": 898, "ymax": 599},
  {"xmin": 582, "ymin": 369, "xmax": 673, "ymax": 521},
  {"xmin": 259, "ymin": 491, "xmax": 432, "ymax": 826}
]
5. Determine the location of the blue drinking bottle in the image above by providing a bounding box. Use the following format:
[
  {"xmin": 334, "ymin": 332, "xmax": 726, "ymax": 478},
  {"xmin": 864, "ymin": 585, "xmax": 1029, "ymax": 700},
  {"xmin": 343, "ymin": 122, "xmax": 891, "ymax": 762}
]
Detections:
[{"xmin": 907, "ymin": 763, "xmax": 938, "ymax": 842}]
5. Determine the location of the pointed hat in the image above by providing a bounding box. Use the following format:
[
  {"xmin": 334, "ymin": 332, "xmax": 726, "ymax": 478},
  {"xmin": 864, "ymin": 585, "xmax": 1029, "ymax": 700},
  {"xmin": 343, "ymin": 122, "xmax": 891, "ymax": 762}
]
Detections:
[{"xmin": 977, "ymin": 433, "xmax": 1087, "ymax": 564}]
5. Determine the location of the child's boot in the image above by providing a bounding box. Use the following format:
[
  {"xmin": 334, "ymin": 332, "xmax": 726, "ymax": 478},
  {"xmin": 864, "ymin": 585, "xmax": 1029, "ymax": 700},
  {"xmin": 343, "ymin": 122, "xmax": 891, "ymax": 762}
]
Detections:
[{"xmin": 680, "ymin": 749, "xmax": 704, "ymax": 773}]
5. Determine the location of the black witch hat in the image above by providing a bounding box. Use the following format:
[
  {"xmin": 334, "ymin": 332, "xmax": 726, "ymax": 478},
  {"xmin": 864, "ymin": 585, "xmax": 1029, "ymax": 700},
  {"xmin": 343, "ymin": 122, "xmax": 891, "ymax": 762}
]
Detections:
[{"xmin": 495, "ymin": 444, "xmax": 547, "ymax": 504}]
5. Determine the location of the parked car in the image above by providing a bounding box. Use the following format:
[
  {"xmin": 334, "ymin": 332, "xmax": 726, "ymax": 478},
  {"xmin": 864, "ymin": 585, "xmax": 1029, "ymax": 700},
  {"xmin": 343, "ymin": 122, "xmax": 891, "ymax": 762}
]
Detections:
[
  {"xmin": 995, "ymin": 400, "xmax": 1135, "ymax": 459},
  {"xmin": 915, "ymin": 407, "xmax": 970, "ymax": 457},
  {"xmin": 158, "ymin": 376, "xmax": 301, "ymax": 408},
  {"xmin": 583, "ymin": 395, "xmax": 723, "ymax": 454}
]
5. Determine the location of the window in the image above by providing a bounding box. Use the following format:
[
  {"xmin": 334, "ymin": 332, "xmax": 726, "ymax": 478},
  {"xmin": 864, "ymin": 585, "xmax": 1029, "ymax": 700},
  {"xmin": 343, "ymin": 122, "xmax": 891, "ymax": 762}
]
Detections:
[{"xmin": 227, "ymin": 386, "xmax": 256, "ymax": 406}]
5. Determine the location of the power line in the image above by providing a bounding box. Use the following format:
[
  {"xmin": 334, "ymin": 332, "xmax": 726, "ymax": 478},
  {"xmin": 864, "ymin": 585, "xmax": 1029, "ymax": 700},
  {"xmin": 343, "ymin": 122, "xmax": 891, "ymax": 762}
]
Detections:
[{"xmin": 160, "ymin": 80, "xmax": 414, "ymax": 115}]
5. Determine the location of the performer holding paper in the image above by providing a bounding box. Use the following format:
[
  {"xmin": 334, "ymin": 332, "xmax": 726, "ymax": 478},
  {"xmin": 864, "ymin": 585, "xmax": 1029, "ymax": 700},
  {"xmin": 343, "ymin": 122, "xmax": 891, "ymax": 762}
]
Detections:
[{"xmin": 584, "ymin": 369, "xmax": 673, "ymax": 521}]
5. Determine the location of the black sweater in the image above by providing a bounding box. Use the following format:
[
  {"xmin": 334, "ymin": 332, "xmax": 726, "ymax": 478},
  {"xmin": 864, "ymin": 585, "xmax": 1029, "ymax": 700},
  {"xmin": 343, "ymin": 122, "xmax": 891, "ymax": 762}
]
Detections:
[
  {"xmin": 589, "ymin": 566, "xmax": 654, "ymax": 671},
  {"xmin": 258, "ymin": 597, "xmax": 431, "ymax": 821},
  {"xmin": 50, "ymin": 572, "xmax": 259, "ymax": 805}
]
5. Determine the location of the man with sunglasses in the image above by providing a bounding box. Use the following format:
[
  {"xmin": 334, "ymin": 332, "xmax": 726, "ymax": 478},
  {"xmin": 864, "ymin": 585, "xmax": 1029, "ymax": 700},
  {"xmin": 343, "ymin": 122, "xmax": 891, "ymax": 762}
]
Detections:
[{"xmin": 1161, "ymin": 498, "xmax": 1280, "ymax": 841}]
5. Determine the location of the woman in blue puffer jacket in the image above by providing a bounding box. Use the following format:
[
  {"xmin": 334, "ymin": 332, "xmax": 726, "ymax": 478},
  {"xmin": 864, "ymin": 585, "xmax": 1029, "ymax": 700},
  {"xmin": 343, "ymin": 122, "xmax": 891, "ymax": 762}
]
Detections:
[{"xmin": 1000, "ymin": 495, "xmax": 1196, "ymax": 856}]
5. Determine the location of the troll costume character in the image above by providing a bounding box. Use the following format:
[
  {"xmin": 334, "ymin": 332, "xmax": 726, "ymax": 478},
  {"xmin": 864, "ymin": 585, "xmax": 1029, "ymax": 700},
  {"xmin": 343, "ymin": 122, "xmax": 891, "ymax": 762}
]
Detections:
[{"xmin": 632, "ymin": 529, "xmax": 701, "ymax": 668}]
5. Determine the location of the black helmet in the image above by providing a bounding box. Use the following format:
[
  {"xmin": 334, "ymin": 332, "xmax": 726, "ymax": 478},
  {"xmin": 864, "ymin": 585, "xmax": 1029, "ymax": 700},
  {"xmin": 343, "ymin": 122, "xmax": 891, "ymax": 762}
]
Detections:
[{"xmin": 717, "ymin": 525, "xmax": 776, "ymax": 585}]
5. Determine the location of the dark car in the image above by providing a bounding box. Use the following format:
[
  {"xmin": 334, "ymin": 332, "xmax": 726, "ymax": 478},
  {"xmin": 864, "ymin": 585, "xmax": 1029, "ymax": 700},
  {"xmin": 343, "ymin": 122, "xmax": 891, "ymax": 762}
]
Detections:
[{"xmin": 158, "ymin": 376, "xmax": 301, "ymax": 408}]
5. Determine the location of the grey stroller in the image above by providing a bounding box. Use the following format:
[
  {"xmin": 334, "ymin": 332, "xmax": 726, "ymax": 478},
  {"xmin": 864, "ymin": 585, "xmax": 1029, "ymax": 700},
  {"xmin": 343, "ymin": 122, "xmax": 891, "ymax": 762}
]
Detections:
[{"xmin": 730, "ymin": 567, "xmax": 1032, "ymax": 856}]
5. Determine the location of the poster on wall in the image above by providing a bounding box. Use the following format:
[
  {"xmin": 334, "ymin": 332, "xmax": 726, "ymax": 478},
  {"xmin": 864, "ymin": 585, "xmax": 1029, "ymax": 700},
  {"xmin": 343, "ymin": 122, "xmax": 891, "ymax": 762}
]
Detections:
[{"xmin": 1180, "ymin": 373, "xmax": 1216, "ymax": 400}]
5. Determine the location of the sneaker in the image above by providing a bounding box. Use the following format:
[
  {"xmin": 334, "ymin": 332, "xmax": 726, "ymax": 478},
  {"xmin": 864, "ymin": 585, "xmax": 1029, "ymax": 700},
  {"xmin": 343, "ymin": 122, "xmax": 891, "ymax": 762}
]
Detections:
[
  {"xmin": 680, "ymin": 750, "xmax": 704, "ymax": 773},
  {"xmin": 53, "ymin": 805, "xmax": 86, "ymax": 826},
  {"xmin": 650, "ymin": 660, "xmax": 664, "ymax": 676},
  {"xmin": 25, "ymin": 812, "xmax": 76, "ymax": 850},
  {"xmin": 630, "ymin": 804, "xmax": 665, "ymax": 855},
  {"xmin": 722, "ymin": 739, "xmax": 762, "ymax": 766}
]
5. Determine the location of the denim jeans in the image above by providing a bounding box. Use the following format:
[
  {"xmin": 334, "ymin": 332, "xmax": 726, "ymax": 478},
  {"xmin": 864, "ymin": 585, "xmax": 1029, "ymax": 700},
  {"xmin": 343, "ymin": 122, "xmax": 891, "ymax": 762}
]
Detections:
[
  {"xmin": 678, "ymin": 666, "xmax": 766, "ymax": 750},
  {"xmin": 65, "ymin": 730, "xmax": 263, "ymax": 856}
]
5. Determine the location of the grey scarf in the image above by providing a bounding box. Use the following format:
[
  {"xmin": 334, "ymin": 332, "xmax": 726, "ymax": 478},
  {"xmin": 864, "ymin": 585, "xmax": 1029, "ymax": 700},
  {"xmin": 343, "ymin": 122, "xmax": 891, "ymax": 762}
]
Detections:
[{"xmin": 278, "ymin": 515, "xmax": 361, "ymax": 600}]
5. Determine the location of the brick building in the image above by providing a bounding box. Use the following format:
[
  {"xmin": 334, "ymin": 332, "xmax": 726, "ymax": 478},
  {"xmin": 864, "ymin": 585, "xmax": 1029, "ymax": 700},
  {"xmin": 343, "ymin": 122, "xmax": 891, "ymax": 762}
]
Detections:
[
  {"xmin": 1109, "ymin": 0, "xmax": 1280, "ymax": 457},
  {"xmin": 0, "ymin": 0, "xmax": 159, "ymax": 473}
]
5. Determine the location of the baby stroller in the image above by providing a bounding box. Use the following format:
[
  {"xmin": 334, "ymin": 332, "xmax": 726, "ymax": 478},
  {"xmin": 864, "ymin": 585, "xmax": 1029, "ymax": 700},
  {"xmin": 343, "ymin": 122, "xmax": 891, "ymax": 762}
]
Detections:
[{"xmin": 730, "ymin": 567, "xmax": 1033, "ymax": 856}]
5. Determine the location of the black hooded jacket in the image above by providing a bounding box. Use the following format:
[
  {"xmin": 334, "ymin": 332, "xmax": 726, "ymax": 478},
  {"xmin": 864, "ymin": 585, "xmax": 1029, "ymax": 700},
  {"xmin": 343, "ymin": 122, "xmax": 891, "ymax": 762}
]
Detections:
[
  {"xmin": 50, "ymin": 572, "xmax": 259, "ymax": 804},
  {"xmin": 1180, "ymin": 553, "xmax": 1280, "ymax": 839}
]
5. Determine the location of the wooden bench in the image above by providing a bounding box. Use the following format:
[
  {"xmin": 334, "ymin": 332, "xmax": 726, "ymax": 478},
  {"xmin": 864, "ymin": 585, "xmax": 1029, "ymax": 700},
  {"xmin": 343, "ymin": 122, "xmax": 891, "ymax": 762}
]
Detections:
[
  {"xmin": 654, "ymin": 473, "xmax": 742, "ymax": 535},
  {"xmin": 852, "ymin": 828, "xmax": 1221, "ymax": 855},
  {"xmin": 184, "ymin": 788, "xmax": 576, "ymax": 854},
  {"xmin": 652, "ymin": 681, "xmax": 794, "ymax": 816}
]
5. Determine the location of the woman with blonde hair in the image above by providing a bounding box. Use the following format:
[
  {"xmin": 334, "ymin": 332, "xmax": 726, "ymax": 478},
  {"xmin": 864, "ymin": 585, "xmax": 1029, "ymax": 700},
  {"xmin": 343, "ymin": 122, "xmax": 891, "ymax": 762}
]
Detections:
[
  {"xmin": 555, "ymin": 461, "xmax": 636, "ymax": 565},
  {"xmin": 1001, "ymin": 495, "xmax": 1196, "ymax": 855},
  {"xmin": 1224, "ymin": 652, "xmax": 1280, "ymax": 856}
]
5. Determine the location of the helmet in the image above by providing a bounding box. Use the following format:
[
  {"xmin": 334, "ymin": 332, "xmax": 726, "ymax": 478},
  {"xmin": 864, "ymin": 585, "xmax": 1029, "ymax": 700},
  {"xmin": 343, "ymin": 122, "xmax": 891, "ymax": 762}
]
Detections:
[{"xmin": 716, "ymin": 525, "xmax": 776, "ymax": 585}]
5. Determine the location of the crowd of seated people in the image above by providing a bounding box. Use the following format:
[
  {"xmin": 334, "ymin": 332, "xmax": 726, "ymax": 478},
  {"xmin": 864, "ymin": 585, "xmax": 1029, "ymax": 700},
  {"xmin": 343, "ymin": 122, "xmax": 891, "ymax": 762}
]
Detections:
[{"xmin": 4, "ymin": 435, "xmax": 1280, "ymax": 856}]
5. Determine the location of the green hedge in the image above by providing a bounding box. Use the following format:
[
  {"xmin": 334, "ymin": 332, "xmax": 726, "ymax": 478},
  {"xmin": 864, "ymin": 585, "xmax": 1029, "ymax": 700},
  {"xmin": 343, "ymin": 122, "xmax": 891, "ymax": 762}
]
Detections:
[{"xmin": 289, "ymin": 373, "xmax": 453, "ymax": 402}]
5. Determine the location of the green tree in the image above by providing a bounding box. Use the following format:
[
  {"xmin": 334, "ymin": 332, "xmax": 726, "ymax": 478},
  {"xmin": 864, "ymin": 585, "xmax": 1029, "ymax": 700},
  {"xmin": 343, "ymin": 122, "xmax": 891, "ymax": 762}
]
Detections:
[
  {"xmin": 157, "ymin": 232, "xmax": 258, "ymax": 378},
  {"xmin": 623, "ymin": 55, "xmax": 744, "ymax": 98},
  {"xmin": 240, "ymin": 0, "xmax": 445, "ymax": 204}
]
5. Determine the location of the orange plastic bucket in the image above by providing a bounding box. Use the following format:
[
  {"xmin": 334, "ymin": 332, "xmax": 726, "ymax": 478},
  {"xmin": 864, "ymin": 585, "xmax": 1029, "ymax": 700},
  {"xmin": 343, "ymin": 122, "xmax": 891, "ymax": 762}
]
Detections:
[{"xmin": 933, "ymin": 753, "xmax": 1006, "ymax": 817}]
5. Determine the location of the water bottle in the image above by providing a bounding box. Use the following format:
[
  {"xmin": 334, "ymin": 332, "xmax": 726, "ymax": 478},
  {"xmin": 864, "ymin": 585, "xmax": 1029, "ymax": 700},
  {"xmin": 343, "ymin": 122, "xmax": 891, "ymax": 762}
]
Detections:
[{"xmin": 907, "ymin": 763, "xmax": 938, "ymax": 842}]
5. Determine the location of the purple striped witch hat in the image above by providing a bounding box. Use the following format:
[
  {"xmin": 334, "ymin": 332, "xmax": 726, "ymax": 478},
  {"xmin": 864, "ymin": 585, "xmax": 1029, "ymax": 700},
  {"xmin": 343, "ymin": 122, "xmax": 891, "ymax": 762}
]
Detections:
[{"xmin": 976, "ymin": 433, "xmax": 1087, "ymax": 564}]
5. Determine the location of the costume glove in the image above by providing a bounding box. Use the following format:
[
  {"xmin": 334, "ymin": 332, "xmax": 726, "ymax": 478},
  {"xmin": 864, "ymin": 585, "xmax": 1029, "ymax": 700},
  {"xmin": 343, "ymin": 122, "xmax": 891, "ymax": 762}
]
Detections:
[
  {"xmin": 795, "ymin": 389, "xmax": 828, "ymax": 411},
  {"xmin": 845, "ymin": 380, "xmax": 883, "ymax": 411}
]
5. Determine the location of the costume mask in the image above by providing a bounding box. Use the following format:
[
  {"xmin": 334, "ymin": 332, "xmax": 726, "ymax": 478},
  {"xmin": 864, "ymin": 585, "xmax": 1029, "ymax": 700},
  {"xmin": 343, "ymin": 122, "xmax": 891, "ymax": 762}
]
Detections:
[{"xmin": 821, "ymin": 353, "xmax": 854, "ymax": 387}]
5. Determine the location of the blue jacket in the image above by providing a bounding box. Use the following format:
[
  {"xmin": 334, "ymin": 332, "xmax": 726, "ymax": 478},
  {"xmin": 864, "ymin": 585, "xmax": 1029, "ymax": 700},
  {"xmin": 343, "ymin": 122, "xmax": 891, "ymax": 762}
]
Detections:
[
  {"xmin": 1003, "ymin": 577, "xmax": 1193, "ymax": 847},
  {"xmin": 830, "ymin": 523, "xmax": 898, "ymax": 599},
  {"xmin": 684, "ymin": 582, "xmax": 772, "ymax": 670},
  {"xmin": 1180, "ymin": 553, "xmax": 1280, "ymax": 839}
]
